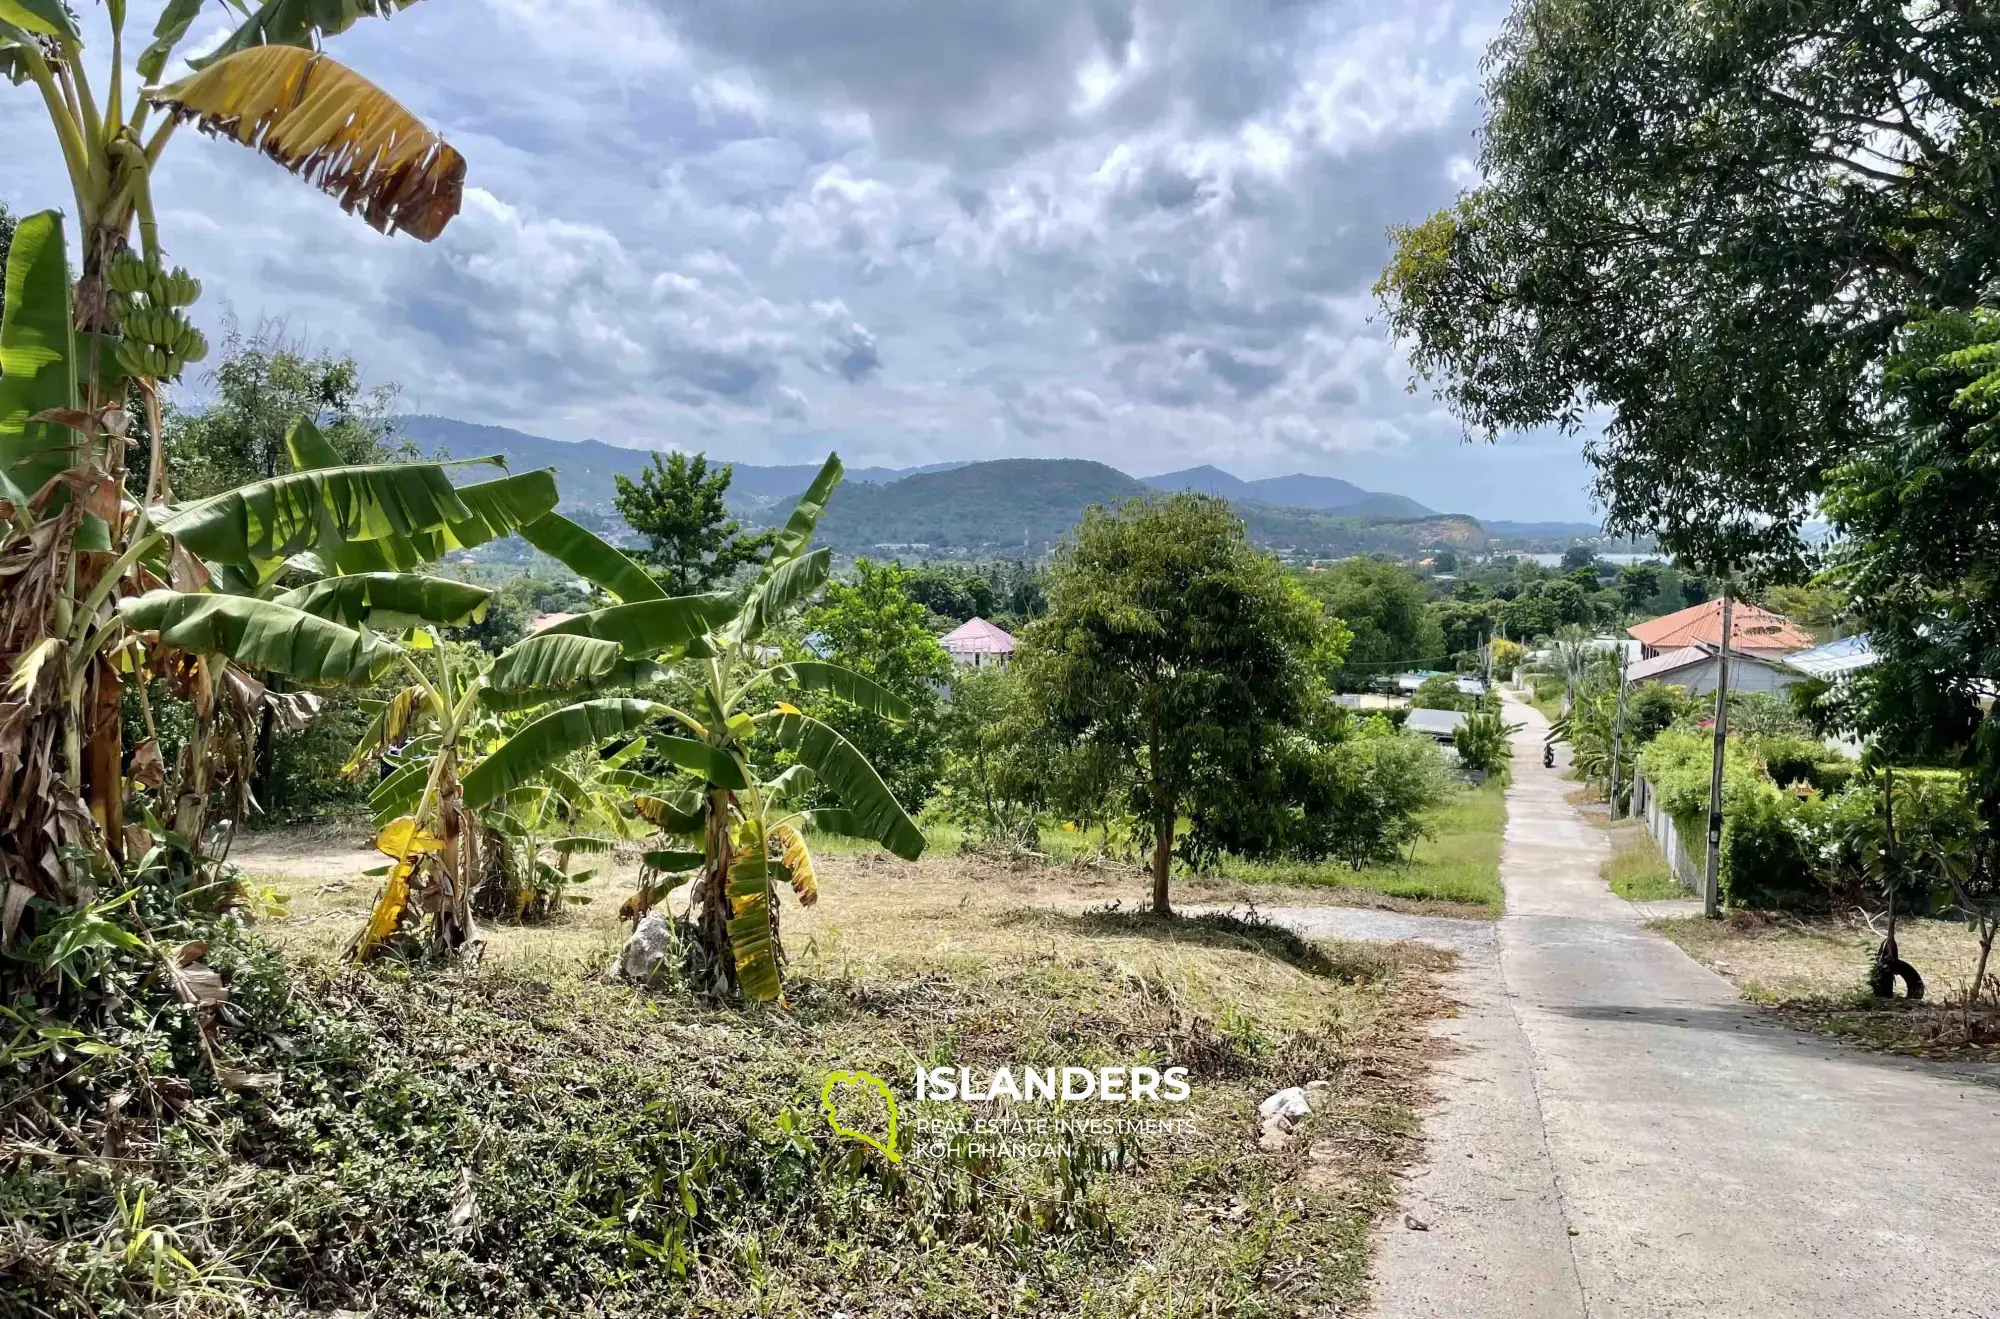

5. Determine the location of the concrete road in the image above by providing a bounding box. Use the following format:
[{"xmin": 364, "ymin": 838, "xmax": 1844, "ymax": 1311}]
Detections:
[{"xmin": 1347, "ymin": 695, "xmax": 2000, "ymax": 1318}]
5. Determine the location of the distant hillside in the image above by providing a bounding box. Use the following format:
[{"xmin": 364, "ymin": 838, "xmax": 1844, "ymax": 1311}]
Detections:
[
  {"xmin": 397, "ymin": 415, "xmax": 964, "ymax": 511},
  {"xmin": 1480, "ymin": 520, "xmax": 1606, "ymax": 545},
  {"xmin": 1143, "ymin": 465, "xmax": 1432, "ymax": 517},
  {"xmin": 812, "ymin": 459, "xmax": 1150, "ymax": 556},
  {"xmin": 403, "ymin": 414, "xmax": 1501, "ymax": 561},
  {"xmin": 1234, "ymin": 502, "xmax": 1489, "ymax": 558}
]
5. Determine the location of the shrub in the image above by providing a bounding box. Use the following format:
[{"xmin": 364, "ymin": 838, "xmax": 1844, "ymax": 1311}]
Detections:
[
  {"xmin": 1755, "ymin": 735, "xmax": 1830, "ymax": 793},
  {"xmin": 1411, "ymin": 673, "xmax": 1469, "ymax": 711},
  {"xmin": 1453, "ymin": 710, "xmax": 1513, "ymax": 778},
  {"xmin": 1719, "ymin": 786, "xmax": 1824, "ymax": 910}
]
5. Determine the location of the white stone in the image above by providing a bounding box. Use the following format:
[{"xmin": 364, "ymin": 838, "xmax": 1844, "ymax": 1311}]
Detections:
[
  {"xmin": 1258, "ymin": 1086, "xmax": 1311, "ymax": 1119},
  {"xmin": 618, "ymin": 910, "xmax": 675, "ymax": 981}
]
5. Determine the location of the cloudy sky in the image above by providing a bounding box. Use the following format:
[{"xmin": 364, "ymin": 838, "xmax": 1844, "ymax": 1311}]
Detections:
[{"xmin": 2, "ymin": 0, "xmax": 1601, "ymax": 521}]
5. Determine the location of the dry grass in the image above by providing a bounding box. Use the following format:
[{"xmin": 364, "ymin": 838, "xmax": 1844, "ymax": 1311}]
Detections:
[
  {"xmin": 198, "ymin": 830, "xmax": 1459, "ymax": 1316},
  {"xmin": 1652, "ymin": 910, "xmax": 2000, "ymax": 1063}
]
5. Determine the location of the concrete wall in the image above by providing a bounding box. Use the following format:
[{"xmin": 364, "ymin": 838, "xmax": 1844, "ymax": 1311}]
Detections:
[
  {"xmin": 1631, "ymin": 655, "xmax": 1800, "ymax": 698},
  {"xmin": 1631, "ymin": 773, "xmax": 1700, "ymax": 890}
]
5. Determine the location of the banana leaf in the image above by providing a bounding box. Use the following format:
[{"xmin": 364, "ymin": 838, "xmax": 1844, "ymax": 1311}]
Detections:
[
  {"xmin": 731, "ymin": 549, "xmax": 830, "ymax": 645},
  {"xmin": 0, "ymin": 210, "xmax": 76, "ymax": 500},
  {"xmin": 460, "ymin": 698, "xmax": 662, "ymax": 809},
  {"xmin": 274, "ymin": 572, "xmax": 491, "ymax": 628},
  {"xmin": 542, "ymin": 592, "xmax": 737, "ymax": 658},
  {"xmin": 764, "ymin": 453, "xmax": 842, "ymax": 570},
  {"xmin": 776, "ymin": 659, "xmax": 909, "ymax": 721},
  {"xmin": 120, "ymin": 589, "xmax": 397, "ymax": 683},
  {"xmin": 519, "ymin": 511, "xmax": 663, "ymax": 603},
  {"xmin": 771, "ymin": 711, "xmax": 923, "ymax": 860},
  {"xmin": 725, "ymin": 818, "xmax": 783, "ymax": 1001}
]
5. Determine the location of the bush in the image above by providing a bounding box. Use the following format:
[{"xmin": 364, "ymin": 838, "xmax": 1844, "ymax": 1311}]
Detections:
[
  {"xmin": 1719, "ymin": 786, "xmax": 1824, "ymax": 910},
  {"xmin": 1453, "ymin": 710, "xmax": 1512, "ymax": 778},
  {"xmin": 1755, "ymin": 735, "xmax": 1830, "ymax": 793},
  {"xmin": 1410, "ymin": 673, "xmax": 1469, "ymax": 711}
]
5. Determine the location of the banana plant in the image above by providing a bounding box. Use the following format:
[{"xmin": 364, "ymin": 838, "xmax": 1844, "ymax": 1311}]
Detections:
[
  {"xmin": 467, "ymin": 453, "xmax": 926, "ymax": 1002},
  {"xmin": 2, "ymin": 0, "xmax": 467, "ymax": 913},
  {"xmin": 0, "ymin": 211, "xmax": 564, "ymax": 911}
]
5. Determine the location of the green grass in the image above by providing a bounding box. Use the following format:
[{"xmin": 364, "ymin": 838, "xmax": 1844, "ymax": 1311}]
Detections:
[
  {"xmin": 1602, "ymin": 826, "xmax": 1688, "ymax": 901},
  {"xmin": 1219, "ymin": 779, "xmax": 1508, "ymax": 911}
]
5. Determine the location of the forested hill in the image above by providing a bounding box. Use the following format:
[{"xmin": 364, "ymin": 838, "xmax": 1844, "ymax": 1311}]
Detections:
[
  {"xmin": 813, "ymin": 459, "xmax": 1149, "ymax": 555},
  {"xmin": 401, "ymin": 414, "xmax": 1510, "ymax": 558},
  {"xmin": 397, "ymin": 415, "xmax": 965, "ymax": 508}
]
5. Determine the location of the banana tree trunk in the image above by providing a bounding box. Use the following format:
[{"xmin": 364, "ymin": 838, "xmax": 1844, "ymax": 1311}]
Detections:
[{"xmin": 696, "ymin": 788, "xmax": 738, "ymax": 994}]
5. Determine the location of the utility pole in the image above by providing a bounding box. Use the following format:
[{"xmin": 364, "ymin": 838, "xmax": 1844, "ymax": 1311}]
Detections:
[
  {"xmin": 1702, "ymin": 588, "xmax": 1734, "ymax": 918},
  {"xmin": 1608, "ymin": 640, "xmax": 1630, "ymax": 818}
]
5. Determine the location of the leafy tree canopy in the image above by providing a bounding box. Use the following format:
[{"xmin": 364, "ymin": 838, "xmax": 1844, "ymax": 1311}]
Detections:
[
  {"xmin": 1300, "ymin": 558, "xmax": 1443, "ymax": 683},
  {"xmin": 612, "ymin": 451, "xmax": 774, "ymax": 594},
  {"xmin": 1378, "ymin": 0, "xmax": 2000, "ymax": 571},
  {"xmin": 797, "ymin": 559, "xmax": 956, "ymax": 811},
  {"xmin": 160, "ymin": 324, "xmax": 409, "ymax": 500},
  {"xmin": 1022, "ymin": 494, "xmax": 1348, "ymax": 912}
]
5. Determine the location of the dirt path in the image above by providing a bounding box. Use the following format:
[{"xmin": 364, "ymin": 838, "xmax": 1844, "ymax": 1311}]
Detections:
[{"xmin": 1338, "ymin": 694, "xmax": 2000, "ymax": 1318}]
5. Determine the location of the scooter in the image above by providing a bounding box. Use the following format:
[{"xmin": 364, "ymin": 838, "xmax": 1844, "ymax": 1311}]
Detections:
[{"xmin": 1543, "ymin": 743, "xmax": 1556, "ymax": 770}]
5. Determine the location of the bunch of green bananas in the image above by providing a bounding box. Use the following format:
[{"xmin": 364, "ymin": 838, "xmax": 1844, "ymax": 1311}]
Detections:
[{"xmin": 108, "ymin": 250, "xmax": 207, "ymax": 381}]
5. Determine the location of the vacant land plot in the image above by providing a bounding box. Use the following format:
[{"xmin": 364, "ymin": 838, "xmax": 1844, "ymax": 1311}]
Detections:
[
  {"xmin": 1653, "ymin": 911, "xmax": 2000, "ymax": 1064},
  {"xmin": 14, "ymin": 836, "xmax": 1455, "ymax": 1318}
]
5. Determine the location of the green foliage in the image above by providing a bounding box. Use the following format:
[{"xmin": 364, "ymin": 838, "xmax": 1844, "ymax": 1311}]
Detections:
[
  {"xmin": 1410, "ymin": 673, "xmax": 1470, "ymax": 712},
  {"xmin": 157, "ymin": 325, "xmax": 411, "ymax": 500},
  {"xmin": 0, "ymin": 209, "xmax": 75, "ymax": 502},
  {"xmin": 795, "ymin": 559, "xmax": 953, "ymax": 812},
  {"xmin": 1022, "ymin": 494, "xmax": 1345, "ymax": 908},
  {"xmin": 613, "ymin": 450, "xmax": 774, "ymax": 595},
  {"xmin": 1299, "ymin": 557, "xmax": 1443, "ymax": 684},
  {"xmin": 898, "ymin": 559, "xmax": 1046, "ymax": 629},
  {"xmin": 1617, "ymin": 563, "xmax": 1661, "ymax": 613},
  {"xmin": 932, "ymin": 663, "xmax": 1046, "ymax": 847},
  {"xmin": 1376, "ymin": 0, "xmax": 2000, "ymax": 570},
  {"xmin": 1453, "ymin": 710, "xmax": 1513, "ymax": 779},
  {"xmin": 1280, "ymin": 721, "xmax": 1457, "ymax": 869}
]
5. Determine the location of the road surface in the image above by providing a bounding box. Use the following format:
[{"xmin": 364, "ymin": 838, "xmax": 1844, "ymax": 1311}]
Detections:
[{"xmin": 1305, "ymin": 694, "xmax": 2000, "ymax": 1318}]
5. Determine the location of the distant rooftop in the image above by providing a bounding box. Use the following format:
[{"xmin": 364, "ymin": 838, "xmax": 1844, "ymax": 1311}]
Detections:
[
  {"xmin": 1628, "ymin": 599, "xmax": 1814, "ymax": 654},
  {"xmin": 1784, "ymin": 634, "xmax": 1876, "ymax": 677},
  {"xmin": 941, "ymin": 617, "xmax": 1017, "ymax": 654}
]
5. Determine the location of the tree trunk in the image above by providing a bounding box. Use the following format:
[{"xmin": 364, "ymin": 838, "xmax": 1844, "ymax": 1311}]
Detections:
[
  {"xmin": 83, "ymin": 660, "xmax": 125, "ymax": 863},
  {"xmin": 1151, "ymin": 810, "xmax": 1173, "ymax": 917}
]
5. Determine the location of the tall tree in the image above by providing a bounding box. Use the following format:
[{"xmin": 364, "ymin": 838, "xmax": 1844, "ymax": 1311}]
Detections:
[
  {"xmin": 1377, "ymin": 0, "xmax": 2000, "ymax": 570},
  {"xmin": 1301, "ymin": 558, "xmax": 1443, "ymax": 684},
  {"xmin": 797, "ymin": 559, "xmax": 955, "ymax": 811},
  {"xmin": 613, "ymin": 452, "xmax": 774, "ymax": 594},
  {"xmin": 1021, "ymin": 495, "xmax": 1339, "ymax": 914},
  {"xmin": 159, "ymin": 325, "xmax": 408, "ymax": 499}
]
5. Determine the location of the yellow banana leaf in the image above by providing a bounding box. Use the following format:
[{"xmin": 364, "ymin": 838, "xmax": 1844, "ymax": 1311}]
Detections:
[
  {"xmin": 375, "ymin": 815, "xmax": 444, "ymax": 858},
  {"xmin": 726, "ymin": 820, "xmax": 784, "ymax": 1004},
  {"xmin": 149, "ymin": 46, "xmax": 465, "ymax": 241},
  {"xmin": 770, "ymin": 823, "xmax": 818, "ymax": 906}
]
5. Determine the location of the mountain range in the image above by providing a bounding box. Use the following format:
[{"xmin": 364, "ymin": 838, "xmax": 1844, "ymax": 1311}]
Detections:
[
  {"xmin": 396, "ymin": 414, "xmax": 1599, "ymax": 557},
  {"xmin": 1139, "ymin": 465, "xmax": 1432, "ymax": 518}
]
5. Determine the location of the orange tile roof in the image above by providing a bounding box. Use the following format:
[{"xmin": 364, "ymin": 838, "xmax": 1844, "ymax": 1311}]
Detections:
[{"xmin": 1627, "ymin": 599, "xmax": 1814, "ymax": 653}]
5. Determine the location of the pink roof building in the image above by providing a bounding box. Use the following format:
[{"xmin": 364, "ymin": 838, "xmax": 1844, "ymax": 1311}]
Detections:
[{"xmin": 941, "ymin": 617, "xmax": 1017, "ymax": 668}]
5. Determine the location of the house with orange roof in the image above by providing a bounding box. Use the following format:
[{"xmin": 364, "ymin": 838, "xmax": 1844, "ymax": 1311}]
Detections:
[{"xmin": 1626, "ymin": 599, "xmax": 1814, "ymax": 661}]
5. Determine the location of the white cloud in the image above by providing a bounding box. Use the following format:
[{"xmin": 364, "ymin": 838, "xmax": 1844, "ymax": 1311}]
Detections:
[{"xmin": 0, "ymin": 0, "xmax": 1597, "ymax": 517}]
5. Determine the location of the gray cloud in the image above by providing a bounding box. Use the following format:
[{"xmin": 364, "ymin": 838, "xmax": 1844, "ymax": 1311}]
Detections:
[{"xmin": 0, "ymin": 0, "xmax": 1598, "ymax": 518}]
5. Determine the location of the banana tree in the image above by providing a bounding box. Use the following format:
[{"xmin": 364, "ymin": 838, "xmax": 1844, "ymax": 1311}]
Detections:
[
  {"xmin": 1, "ymin": 0, "xmax": 466, "ymax": 906},
  {"xmin": 468, "ymin": 453, "xmax": 926, "ymax": 1002},
  {"xmin": 0, "ymin": 211, "xmax": 565, "ymax": 917}
]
